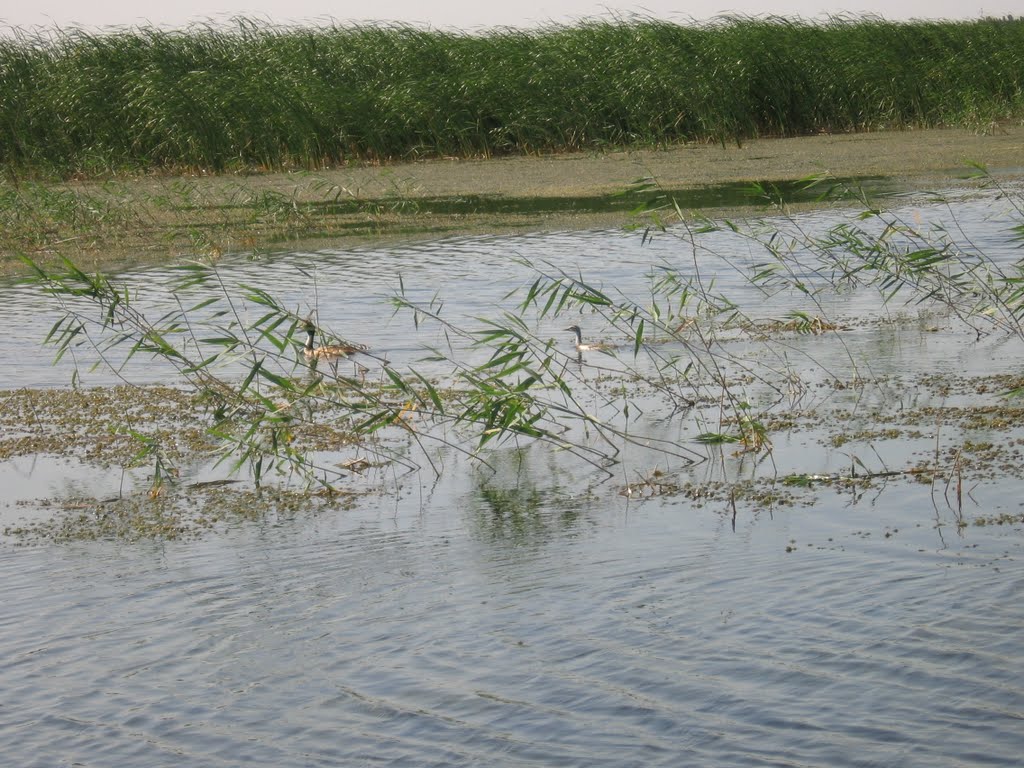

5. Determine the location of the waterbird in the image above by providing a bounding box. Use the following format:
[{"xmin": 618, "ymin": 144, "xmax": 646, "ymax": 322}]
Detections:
[
  {"xmin": 565, "ymin": 325, "xmax": 614, "ymax": 352},
  {"xmin": 303, "ymin": 324, "xmax": 367, "ymax": 359}
]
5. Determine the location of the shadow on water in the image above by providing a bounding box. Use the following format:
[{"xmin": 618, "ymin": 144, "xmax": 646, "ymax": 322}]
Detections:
[{"xmin": 296, "ymin": 175, "xmax": 896, "ymax": 219}]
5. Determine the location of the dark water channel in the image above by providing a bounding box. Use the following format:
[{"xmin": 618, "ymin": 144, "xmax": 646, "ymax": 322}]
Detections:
[{"xmin": 2, "ymin": 184, "xmax": 1024, "ymax": 766}]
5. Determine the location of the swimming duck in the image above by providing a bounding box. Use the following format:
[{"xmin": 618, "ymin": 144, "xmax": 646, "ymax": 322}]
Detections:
[
  {"xmin": 303, "ymin": 325, "xmax": 366, "ymax": 359},
  {"xmin": 565, "ymin": 325, "xmax": 614, "ymax": 351}
]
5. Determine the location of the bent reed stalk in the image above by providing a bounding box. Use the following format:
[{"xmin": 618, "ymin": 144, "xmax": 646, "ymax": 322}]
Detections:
[{"xmin": 2, "ymin": 16, "xmax": 1024, "ymax": 178}]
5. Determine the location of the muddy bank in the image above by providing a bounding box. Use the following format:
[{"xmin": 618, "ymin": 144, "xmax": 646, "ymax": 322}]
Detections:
[
  {"xmin": 311, "ymin": 124, "xmax": 1024, "ymax": 198},
  {"xmin": 2, "ymin": 126, "xmax": 1022, "ymax": 274}
]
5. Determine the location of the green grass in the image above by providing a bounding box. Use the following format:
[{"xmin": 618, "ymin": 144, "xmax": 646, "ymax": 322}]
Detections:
[{"xmin": 2, "ymin": 15, "xmax": 1023, "ymax": 178}]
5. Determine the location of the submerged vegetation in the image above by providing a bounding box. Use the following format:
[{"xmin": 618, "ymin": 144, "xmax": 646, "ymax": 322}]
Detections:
[{"xmin": 1, "ymin": 16, "xmax": 1023, "ymax": 177}]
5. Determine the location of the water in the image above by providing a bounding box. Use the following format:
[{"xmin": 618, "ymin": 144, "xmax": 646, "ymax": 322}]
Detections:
[
  {"xmin": 2, "ymin": 185, "xmax": 1024, "ymax": 766},
  {"xmin": 3, "ymin": 486, "xmax": 1022, "ymax": 766}
]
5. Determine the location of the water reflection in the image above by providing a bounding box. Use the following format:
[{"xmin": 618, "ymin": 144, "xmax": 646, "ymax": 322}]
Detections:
[{"xmin": 475, "ymin": 487, "xmax": 592, "ymax": 553}]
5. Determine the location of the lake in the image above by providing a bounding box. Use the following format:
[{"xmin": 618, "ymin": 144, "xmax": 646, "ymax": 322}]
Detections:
[{"xmin": 2, "ymin": 181, "xmax": 1023, "ymax": 767}]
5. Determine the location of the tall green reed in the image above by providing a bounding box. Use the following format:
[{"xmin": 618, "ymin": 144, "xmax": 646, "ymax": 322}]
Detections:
[{"xmin": 2, "ymin": 16, "xmax": 1023, "ymax": 177}]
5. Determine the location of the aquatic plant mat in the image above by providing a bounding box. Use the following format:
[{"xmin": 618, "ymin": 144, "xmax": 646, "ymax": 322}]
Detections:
[
  {"xmin": 4, "ymin": 359, "xmax": 1024, "ymax": 544},
  {"xmin": 0, "ymin": 385, "xmax": 369, "ymax": 542}
]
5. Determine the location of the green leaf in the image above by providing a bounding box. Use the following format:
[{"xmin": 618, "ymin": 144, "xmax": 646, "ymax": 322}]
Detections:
[
  {"xmin": 182, "ymin": 354, "xmax": 221, "ymax": 374},
  {"xmin": 411, "ymin": 370, "xmax": 445, "ymax": 414},
  {"xmin": 256, "ymin": 366, "xmax": 296, "ymax": 391}
]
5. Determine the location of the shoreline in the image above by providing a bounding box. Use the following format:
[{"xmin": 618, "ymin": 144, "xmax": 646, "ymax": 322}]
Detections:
[
  {"xmin": 310, "ymin": 124, "xmax": 1024, "ymax": 199},
  {"xmin": 3, "ymin": 125, "xmax": 1022, "ymax": 274}
]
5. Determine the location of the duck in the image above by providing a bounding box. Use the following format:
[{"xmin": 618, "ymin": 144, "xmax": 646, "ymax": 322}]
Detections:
[
  {"xmin": 303, "ymin": 324, "xmax": 367, "ymax": 359},
  {"xmin": 565, "ymin": 325, "xmax": 614, "ymax": 352}
]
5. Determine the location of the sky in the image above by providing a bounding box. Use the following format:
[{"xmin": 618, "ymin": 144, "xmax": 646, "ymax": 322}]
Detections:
[{"xmin": 2, "ymin": 0, "xmax": 1019, "ymax": 33}]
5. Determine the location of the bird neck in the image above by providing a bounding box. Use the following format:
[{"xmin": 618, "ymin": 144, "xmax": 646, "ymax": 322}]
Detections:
[
  {"xmin": 571, "ymin": 327, "xmax": 583, "ymax": 345},
  {"xmin": 304, "ymin": 330, "xmax": 316, "ymax": 351}
]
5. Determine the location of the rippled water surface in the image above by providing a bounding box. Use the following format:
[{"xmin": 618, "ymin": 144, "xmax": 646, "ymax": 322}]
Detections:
[{"xmin": 2, "ymin": 187, "xmax": 1024, "ymax": 766}]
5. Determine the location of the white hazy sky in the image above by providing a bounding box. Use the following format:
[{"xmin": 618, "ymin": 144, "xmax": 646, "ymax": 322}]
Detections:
[{"xmin": 2, "ymin": 1, "xmax": 1020, "ymax": 33}]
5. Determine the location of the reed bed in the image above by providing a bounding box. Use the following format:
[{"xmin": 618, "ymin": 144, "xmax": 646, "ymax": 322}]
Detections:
[{"xmin": 2, "ymin": 16, "xmax": 1023, "ymax": 177}]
